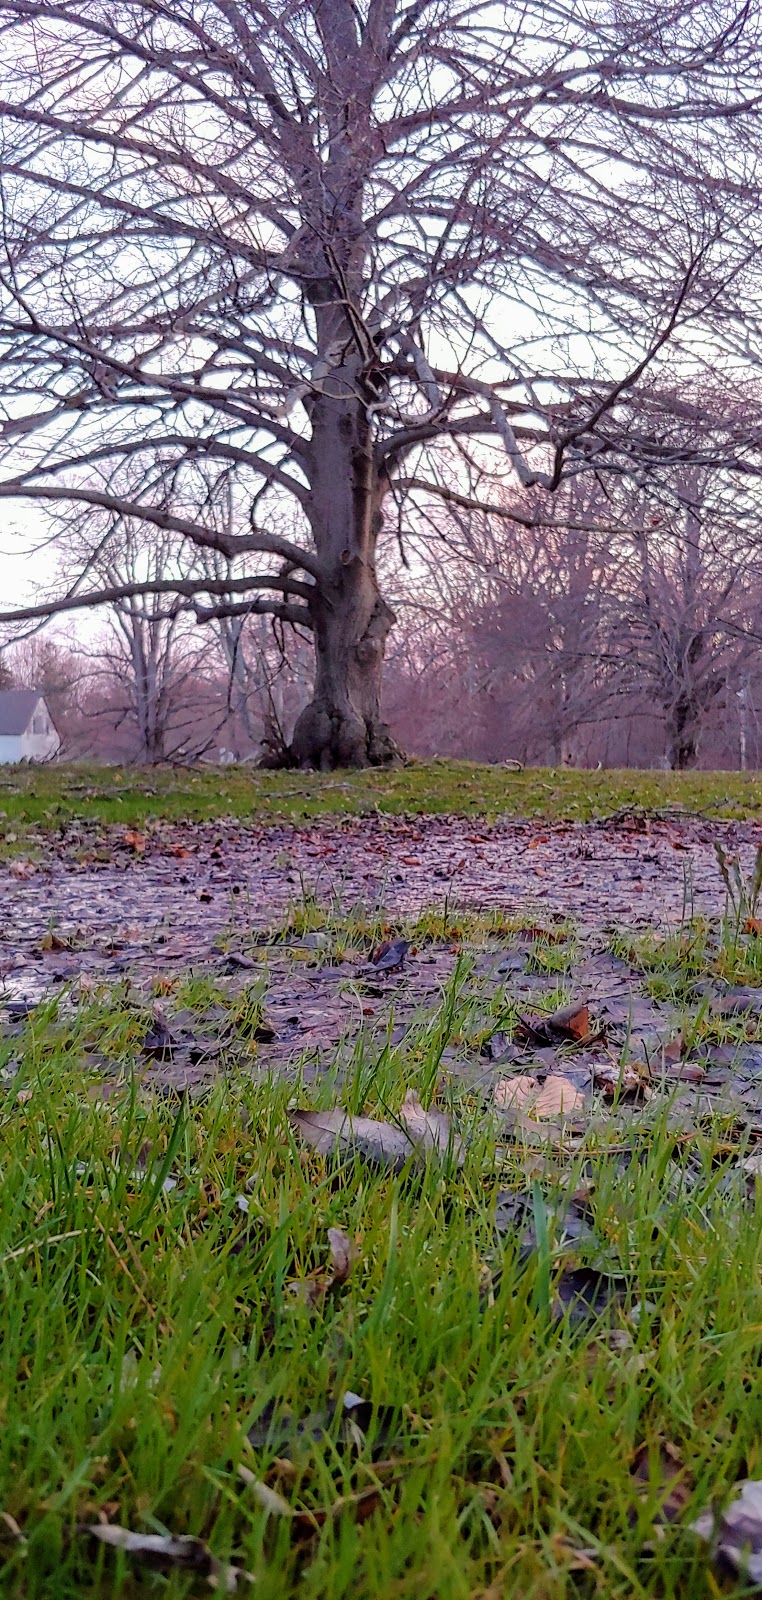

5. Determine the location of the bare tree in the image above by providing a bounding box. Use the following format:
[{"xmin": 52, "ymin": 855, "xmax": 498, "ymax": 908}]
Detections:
[
  {"xmin": 0, "ymin": 1, "xmax": 761, "ymax": 766},
  {"xmin": 6, "ymin": 633, "xmax": 80, "ymax": 734},
  {"xmin": 61, "ymin": 519, "xmax": 213, "ymax": 761},
  {"xmin": 613, "ymin": 470, "xmax": 762, "ymax": 769}
]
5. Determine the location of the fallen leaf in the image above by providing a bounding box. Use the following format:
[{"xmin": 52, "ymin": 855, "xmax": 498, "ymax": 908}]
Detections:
[
  {"xmin": 712, "ymin": 988, "xmax": 762, "ymax": 1018},
  {"xmin": 399, "ymin": 1090, "xmax": 464, "ymax": 1162},
  {"xmin": 289, "ymin": 1102, "xmax": 463, "ymax": 1170},
  {"xmin": 8, "ymin": 860, "xmax": 34, "ymax": 879},
  {"xmin": 665, "ymin": 1061, "xmax": 705, "ymax": 1083},
  {"xmin": 40, "ymin": 931, "xmax": 72, "ymax": 952},
  {"xmin": 631, "ymin": 1439, "xmax": 692, "ymax": 1525},
  {"xmin": 141, "ymin": 1008, "xmax": 180, "ymax": 1059},
  {"xmin": 327, "ymin": 1226, "xmax": 355, "ymax": 1283},
  {"xmin": 514, "ymin": 1001, "xmax": 594, "ymax": 1047},
  {"xmin": 549, "ymin": 1001, "xmax": 591, "ymax": 1040},
  {"xmin": 532, "ymin": 1076, "xmax": 585, "ymax": 1116},
  {"xmin": 122, "ymin": 831, "xmax": 147, "ymax": 853},
  {"xmin": 691, "ymin": 1478, "xmax": 762, "ymax": 1581},
  {"xmin": 289, "ymin": 1226, "xmax": 358, "ymax": 1307},
  {"xmin": 238, "ymin": 1467, "xmax": 293, "ymax": 1516},
  {"xmin": 495, "ymin": 1074, "xmax": 584, "ymax": 1119},
  {"xmin": 594, "ymin": 1061, "xmax": 651, "ymax": 1101},
  {"xmin": 747, "ymin": 917, "xmax": 762, "ymax": 936},
  {"xmin": 662, "ymin": 1035, "xmax": 683, "ymax": 1065},
  {"xmin": 81, "ymin": 1524, "xmax": 251, "ymax": 1592},
  {"xmin": 289, "ymin": 1109, "xmax": 414, "ymax": 1171},
  {"xmin": 370, "ymin": 938, "xmax": 409, "ymax": 973}
]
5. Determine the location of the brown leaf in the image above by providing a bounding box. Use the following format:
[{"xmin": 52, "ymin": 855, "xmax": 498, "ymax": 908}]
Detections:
[
  {"xmin": 594, "ymin": 1061, "xmax": 651, "ymax": 1101},
  {"xmin": 122, "ymin": 831, "xmax": 147, "ymax": 853},
  {"xmin": 549, "ymin": 1001, "xmax": 591, "ymax": 1040},
  {"xmin": 495, "ymin": 1074, "xmax": 584, "ymax": 1119},
  {"xmin": 514, "ymin": 1000, "xmax": 594, "ymax": 1047},
  {"xmin": 494, "ymin": 1074, "xmax": 540, "ymax": 1112},
  {"xmin": 327, "ymin": 1226, "xmax": 355, "ymax": 1285},
  {"xmin": 532, "ymin": 1077, "xmax": 585, "ymax": 1116},
  {"xmin": 747, "ymin": 917, "xmax": 762, "ymax": 936},
  {"xmin": 399, "ymin": 1091, "xmax": 464, "ymax": 1163},
  {"xmin": 370, "ymin": 938, "xmax": 409, "ymax": 973},
  {"xmin": 662, "ymin": 1035, "xmax": 683, "ymax": 1065},
  {"xmin": 40, "ymin": 931, "xmax": 72, "ymax": 952},
  {"xmin": 289, "ymin": 1101, "xmax": 464, "ymax": 1171},
  {"xmin": 289, "ymin": 1226, "xmax": 358, "ymax": 1307},
  {"xmin": 632, "ymin": 1440, "xmax": 692, "ymax": 1527}
]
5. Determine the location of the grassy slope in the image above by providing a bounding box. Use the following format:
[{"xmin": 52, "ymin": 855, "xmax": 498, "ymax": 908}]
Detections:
[{"xmin": 1, "ymin": 758, "xmax": 762, "ymax": 830}]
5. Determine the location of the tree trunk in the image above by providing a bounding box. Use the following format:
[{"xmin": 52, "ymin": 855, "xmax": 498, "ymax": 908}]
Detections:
[
  {"xmin": 290, "ymin": 566, "xmax": 398, "ymax": 769},
  {"xmin": 286, "ymin": 321, "xmax": 401, "ymax": 770},
  {"xmin": 666, "ymin": 698, "xmax": 699, "ymax": 769}
]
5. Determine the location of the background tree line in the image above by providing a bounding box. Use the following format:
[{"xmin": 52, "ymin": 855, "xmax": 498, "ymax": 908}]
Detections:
[{"xmin": 8, "ymin": 445, "xmax": 762, "ymax": 771}]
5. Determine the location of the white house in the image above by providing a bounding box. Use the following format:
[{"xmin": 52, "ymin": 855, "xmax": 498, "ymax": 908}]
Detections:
[{"xmin": 0, "ymin": 691, "xmax": 61, "ymax": 763}]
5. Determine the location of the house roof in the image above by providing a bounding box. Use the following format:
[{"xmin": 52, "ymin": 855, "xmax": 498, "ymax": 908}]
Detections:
[{"xmin": 0, "ymin": 690, "xmax": 51, "ymax": 736}]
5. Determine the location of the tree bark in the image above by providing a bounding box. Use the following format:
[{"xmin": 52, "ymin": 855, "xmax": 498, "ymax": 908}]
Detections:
[
  {"xmin": 290, "ymin": 572, "xmax": 398, "ymax": 769},
  {"xmin": 286, "ymin": 309, "xmax": 401, "ymax": 770},
  {"xmin": 666, "ymin": 698, "xmax": 699, "ymax": 769}
]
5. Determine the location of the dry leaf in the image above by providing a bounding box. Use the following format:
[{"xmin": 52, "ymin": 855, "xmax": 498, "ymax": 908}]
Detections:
[
  {"xmin": 289, "ymin": 1102, "xmax": 464, "ymax": 1170},
  {"xmin": 238, "ymin": 1466, "xmax": 293, "ymax": 1517},
  {"xmin": 495, "ymin": 1074, "xmax": 584, "ymax": 1119},
  {"xmin": 122, "ymin": 831, "xmax": 147, "ymax": 853},
  {"xmin": 289, "ymin": 1109, "xmax": 414, "ymax": 1171},
  {"xmin": 8, "ymin": 860, "xmax": 34, "ymax": 879},
  {"xmin": 495, "ymin": 1074, "xmax": 541, "ymax": 1112},
  {"xmin": 632, "ymin": 1440, "xmax": 692, "ymax": 1525},
  {"xmin": 399, "ymin": 1091, "xmax": 464, "ymax": 1162},
  {"xmin": 532, "ymin": 1077, "xmax": 585, "ymax": 1116},
  {"xmin": 289, "ymin": 1226, "xmax": 358, "ymax": 1307},
  {"xmin": 82, "ymin": 1524, "xmax": 251, "ymax": 1592},
  {"xmin": 550, "ymin": 1002, "xmax": 591, "ymax": 1041},
  {"xmin": 661, "ymin": 1035, "xmax": 683, "ymax": 1065},
  {"xmin": 691, "ymin": 1478, "xmax": 762, "ymax": 1581},
  {"xmin": 370, "ymin": 937, "xmax": 409, "ymax": 972},
  {"xmin": 514, "ymin": 1000, "xmax": 594, "ymax": 1047},
  {"xmin": 594, "ymin": 1061, "xmax": 652, "ymax": 1101},
  {"xmin": 327, "ymin": 1226, "xmax": 355, "ymax": 1284}
]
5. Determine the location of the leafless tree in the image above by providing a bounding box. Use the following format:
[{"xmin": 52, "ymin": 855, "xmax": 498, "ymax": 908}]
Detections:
[
  {"xmin": 612, "ymin": 468, "xmax": 762, "ymax": 768},
  {"xmin": 0, "ymin": 1, "xmax": 761, "ymax": 766},
  {"xmin": 59, "ymin": 517, "xmax": 213, "ymax": 761},
  {"xmin": 6, "ymin": 633, "xmax": 80, "ymax": 732}
]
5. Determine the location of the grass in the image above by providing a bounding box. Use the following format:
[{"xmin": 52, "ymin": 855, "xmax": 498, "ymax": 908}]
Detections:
[
  {"xmin": 3, "ymin": 966, "xmax": 762, "ymax": 1598},
  {"xmin": 1, "ymin": 758, "xmax": 762, "ymax": 834},
  {"xmin": 4, "ymin": 777, "xmax": 762, "ymax": 1595}
]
